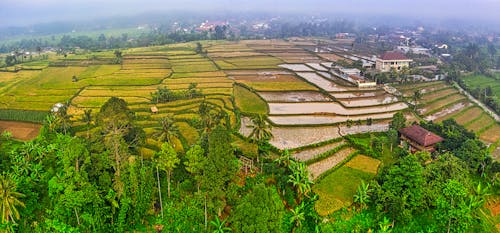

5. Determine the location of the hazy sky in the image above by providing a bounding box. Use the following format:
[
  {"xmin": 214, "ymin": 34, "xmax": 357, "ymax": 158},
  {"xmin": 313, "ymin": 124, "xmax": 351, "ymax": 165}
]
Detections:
[{"xmin": 1, "ymin": 0, "xmax": 499, "ymax": 27}]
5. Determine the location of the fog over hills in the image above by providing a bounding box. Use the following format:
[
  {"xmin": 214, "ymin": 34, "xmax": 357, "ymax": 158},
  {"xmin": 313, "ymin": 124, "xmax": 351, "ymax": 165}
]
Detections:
[{"xmin": 1, "ymin": 0, "xmax": 499, "ymax": 27}]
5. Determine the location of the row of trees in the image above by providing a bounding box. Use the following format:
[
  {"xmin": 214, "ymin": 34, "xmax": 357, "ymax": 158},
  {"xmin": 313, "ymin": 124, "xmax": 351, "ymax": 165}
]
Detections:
[{"xmin": 151, "ymin": 83, "xmax": 204, "ymax": 104}]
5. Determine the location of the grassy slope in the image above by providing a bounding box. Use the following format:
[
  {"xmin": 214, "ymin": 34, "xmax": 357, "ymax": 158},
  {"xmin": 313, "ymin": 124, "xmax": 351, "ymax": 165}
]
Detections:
[{"xmin": 233, "ymin": 85, "xmax": 268, "ymax": 114}]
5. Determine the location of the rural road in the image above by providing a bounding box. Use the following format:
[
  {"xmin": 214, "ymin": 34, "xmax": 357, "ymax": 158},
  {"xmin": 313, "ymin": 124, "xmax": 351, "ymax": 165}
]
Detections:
[{"xmin": 454, "ymin": 82, "xmax": 500, "ymax": 122}]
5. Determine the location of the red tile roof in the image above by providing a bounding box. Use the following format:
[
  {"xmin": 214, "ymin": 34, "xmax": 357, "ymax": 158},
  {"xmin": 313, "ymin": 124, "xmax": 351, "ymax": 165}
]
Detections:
[
  {"xmin": 399, "ymin": 125, "xmax": 444, "ymax": 147},
  {"xmin": 380, "ymin": 52, "xmax": 410, "ymax": 61}
]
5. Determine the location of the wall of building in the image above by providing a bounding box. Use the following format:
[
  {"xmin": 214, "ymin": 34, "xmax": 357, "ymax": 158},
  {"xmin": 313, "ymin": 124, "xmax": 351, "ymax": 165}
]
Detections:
[{"xmin": 376, "ymin": 60, "xmax": 411, "ymax": 72}]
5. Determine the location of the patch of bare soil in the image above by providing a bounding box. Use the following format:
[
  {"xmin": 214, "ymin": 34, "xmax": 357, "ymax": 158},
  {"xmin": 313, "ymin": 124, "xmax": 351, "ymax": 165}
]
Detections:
[{"xmin": 0, "ymin": 120, "xmax": 41, "ymax": 140}]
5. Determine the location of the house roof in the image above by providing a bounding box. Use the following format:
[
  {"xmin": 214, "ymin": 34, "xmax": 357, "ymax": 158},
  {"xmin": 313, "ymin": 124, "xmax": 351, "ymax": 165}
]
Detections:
[
  {"xmin": 399, "ymin": 125, "xmax": 444, "ymax": 147},
  {"xmin": 379, "ymin": 52, "xmax": 410, "ymax": 61}
]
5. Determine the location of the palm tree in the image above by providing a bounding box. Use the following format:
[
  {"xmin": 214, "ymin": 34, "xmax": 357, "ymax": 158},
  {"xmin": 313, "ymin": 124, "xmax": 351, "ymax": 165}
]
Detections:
[
  {"xmin": 353, "ymin": 180, "xmax": 372, "ymax": 209},
  {"xmin": 247, "ymin": 114, "xmax": 273, "ymax": 142},
  {"xmin": 289, "ymin": 202, "xmax": 305, "ymax": 231},
  {"xmin": 154, "ymin": 116, "xmax": 179, "ymax": 143},
  {"xmin": 0, "ymin": 174, "xmax": 25, "ymax": 225},
  {"xmin": 247, "ymin": 114, "xmax": 273, "ymax": 163},
  {"xmin": 82, "ymin": 109, "xmax": 92, "ymax": 139},
  {"xmin": 210, "ymin": 217, "xmax": 232, "ymax": 233},
  {"xmin": 412, "ymin": 90, "xmax": 422, "ymax": 111}
]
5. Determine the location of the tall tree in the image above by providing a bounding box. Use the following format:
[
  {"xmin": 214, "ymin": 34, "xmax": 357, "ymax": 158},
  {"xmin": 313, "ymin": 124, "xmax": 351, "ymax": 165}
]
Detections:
[
  {"xmin": 230, "ymin": 184, "xmax": 285, "ymax": 233},
  {"xmin": 156, "ymin": 142, "xmax": 179, "ymax": 198},
  {"xmin": 202, "ymin": 125, "xmax": 238, "ymax": 216},
  {"xmin": 184, "ymin": 145, "xmax": 206, "ymax": 192},
  {"xmin": 389, "ymin": 112, "xmax": 406, "ymax": 130},
  {"xmin": 435, "ymin": 179, "xmax": 472, "ymax": 233},
  {"xmin": 96, "ymin": 97, "xmax": 138, "ymax": 195},
  {"xmin": 247, "ymin": 114, "xmax": 273, "ymax": 163},
  {"xmin": 82, "ymin": 109, "xmax": 92, "ymax": 139}
]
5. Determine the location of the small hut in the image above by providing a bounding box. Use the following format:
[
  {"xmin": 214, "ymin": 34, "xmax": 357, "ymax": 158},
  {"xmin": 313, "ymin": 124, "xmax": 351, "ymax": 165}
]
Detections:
[{"xmin": 150, "ymin": 106, "xmax": 159, "ymax": 114}]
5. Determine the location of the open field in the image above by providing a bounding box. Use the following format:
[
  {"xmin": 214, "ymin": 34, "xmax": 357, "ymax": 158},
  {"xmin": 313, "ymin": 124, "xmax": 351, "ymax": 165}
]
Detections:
[
  {"xmin": 268, "ymin": 102, "xmax": 407, "ymax": 116},
  {"xmin": 461, "ymin": 73, "xmax": 500, "ymax": 103},
  {"xmin": 0, "ymin": 120, "xmax": 41, "ymax": 140},
  {"xmin": 313, "ymin": 164, "xmax": 376, "ymax": 216},
  {"xmin": 233, "ymin": 85, "xmax": 268, "ymax": 114},
  {"xmin": 258, "ymin": 91, "xmax": 332, "ymax": 102}
]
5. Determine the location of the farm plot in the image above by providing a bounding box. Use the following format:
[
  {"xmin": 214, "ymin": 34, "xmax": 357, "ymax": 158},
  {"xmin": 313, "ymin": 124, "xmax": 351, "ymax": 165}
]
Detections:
[
  {"xmin": 230, "ymin": 73, "xmax": 318, "ymax": 91},
  {"xmin": 308, "ymin": 147, "xmax": 357, "ymax": 180},
  {"xmin": 239, "ymin": 117, "xmax": 342, "ymax": 149},
  {"xmin": 421, "ymin": 88, "xmax": 458, "ymax": 102},
  {"xmin": 268, "ymin": 112, "xmax": 394, "ymax": 125},
  {"xmin": 258, "ymin": 91, "xmax": 332, "ymax": 102},
  {"xmin": 338, "ymin": 95, "xmax": 399, "ymax": 107},
  {"xmin": 233, "ymin": 85, "xmax": 267, "ymax": 114},
  {"xmin": 418, "ymin": 94, "xmax": 466, "ymax": 115},
  {"xmin": 170, "ymin": 61, "xmax": 218, "ymax": 73},
  {"xmin": 0, "ymin": 120, "xmax": 41, "ymax": 141},
  {"xmin": 317, "ymin": 53, "xmax": 349, "ymax": 62},
  {"xmin": 295, "ymin": 72, "xmax": 350, "ymax": 92},
  {"xmin": 306, "ymin": 63, "xmax": 329, "ymax": 71},
  {"xmin": 78, "ymin": 65, "xmax": 122, "ymax": 79},
  {"xmin": 278, "ymin": 64, "xmax": 313, "ymax": 72},
  {"xmin": 427, "ymin": 101, "xmax": 471, "ymax": 122},
  {"xmin": 466, "ymin": 114, "xmax": 495, "ymax": 132},
  {"xmin": 214, "ymin": 56, "xmax": 283, "ymax": 69},
  {"xmin": 451, "ymin": 107, "xmax": 483, "ymax": 125},
  {"xmin": 313, "ymin": 155, "xmax": 379, "ymax": 216},
  {"xmin": 270, "ymin": 52, "xmax": 322, "ymax": 63},
  {"xmin": 462, "ymin": 73, "xmax": 500, "ymax": 103},
  {"xmin": 268, "ymin": 102, "xmax": 407, "ymax": 116},
  {"xmin": 331, "ymin": 91, "xmax": 382, "ymax": 99},
  {"xmin": 292, "ymin": 140, "xmax": 346, "ymax": 162},
  {"xmin": 339, "ymin": 123, "xmax": 390, "ymax": 136},
  {"xmin": 480, "ymin": 124, "xmax": 500, "ymax": 144}
]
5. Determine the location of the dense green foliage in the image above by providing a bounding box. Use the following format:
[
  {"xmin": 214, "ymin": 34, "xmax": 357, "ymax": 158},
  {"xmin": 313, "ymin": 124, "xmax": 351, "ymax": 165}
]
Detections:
[
  {"xmin": 151, "ymin": 83, "xmax": 204, "ymax": 104},
  {"xmin": 319, "ymin": 119, "xmax": 500, "ymax": 232},
  {"xmin": 0, "ymin": 109, "xmax": 48, "ymax": 123}
]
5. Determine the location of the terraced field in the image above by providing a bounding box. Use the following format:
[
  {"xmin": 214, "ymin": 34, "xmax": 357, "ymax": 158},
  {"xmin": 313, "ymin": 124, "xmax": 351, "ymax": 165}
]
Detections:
[
  {"xmin": 313, "ymin": 154, "xmax": 380, "ymax": 216},
  {"xmin": 395, "ymin": 81, "xmax": 500, "ymax": 155}
]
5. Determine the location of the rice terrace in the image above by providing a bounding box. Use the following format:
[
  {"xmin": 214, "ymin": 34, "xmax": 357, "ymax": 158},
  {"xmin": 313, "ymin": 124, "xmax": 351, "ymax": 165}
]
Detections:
[{"xmin": 1, "ymin": 3, "xmax": 500, "ymax": 231}]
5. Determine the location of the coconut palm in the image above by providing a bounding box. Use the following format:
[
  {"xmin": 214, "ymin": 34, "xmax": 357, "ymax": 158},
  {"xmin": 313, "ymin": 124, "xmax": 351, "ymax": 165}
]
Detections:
[
  {"xmin": 0, "ymin": 174, "xmax": 25, "ymax": 225},
  {"xmin": 247, "ymin": 114, "xmax": 273, "ymax": 142},
  {"xmin": 412, "ymin": 90, "xmax": 422, "ymax": 111},
  {"xmin": 154, "ymin": 116, "xmax": 179, "ymax": 143},
  {"xmin": 82, "ymin": 109, "xmax": 92, "ymax": 139}
]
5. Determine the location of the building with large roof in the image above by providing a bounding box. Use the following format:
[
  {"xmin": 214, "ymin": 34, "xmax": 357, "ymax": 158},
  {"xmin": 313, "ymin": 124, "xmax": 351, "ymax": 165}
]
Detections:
[
  {"xmin": 399, "ymin": 124, "xmax": 443, "ymax": 153},
  {"xmin": 376, "ymin": 52, "xmax": 412, "ymax": 72}
]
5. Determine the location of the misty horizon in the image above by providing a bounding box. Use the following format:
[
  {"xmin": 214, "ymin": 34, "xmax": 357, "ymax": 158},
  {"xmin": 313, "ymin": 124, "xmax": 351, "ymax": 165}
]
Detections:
[{"xmin": 1, "ymin": 0, "xmax": 500, "ymax": 28}]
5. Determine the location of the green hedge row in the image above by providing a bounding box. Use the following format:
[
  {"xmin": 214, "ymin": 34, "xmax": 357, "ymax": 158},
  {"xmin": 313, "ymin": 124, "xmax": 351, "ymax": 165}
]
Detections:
[{"xmin": 0, "ymin": 109, "xmax": 48, "ymax": 123}]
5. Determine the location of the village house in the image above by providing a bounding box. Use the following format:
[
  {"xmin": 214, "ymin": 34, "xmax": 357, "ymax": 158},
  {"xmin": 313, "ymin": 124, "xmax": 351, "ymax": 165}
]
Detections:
[
  {"xmin": 399, "ymin": 124, "xmax": 444, "ymax": 153},
  {"xmin": 376, "ymin": 51, "xmax": 412, "ymax": 72},
  {"xmin": 330, "ymin": 66, "xmax": 377, "ymax": 88}
]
